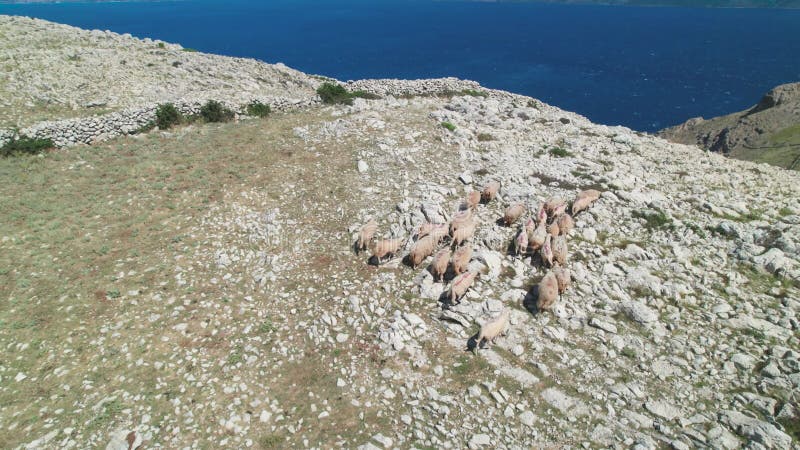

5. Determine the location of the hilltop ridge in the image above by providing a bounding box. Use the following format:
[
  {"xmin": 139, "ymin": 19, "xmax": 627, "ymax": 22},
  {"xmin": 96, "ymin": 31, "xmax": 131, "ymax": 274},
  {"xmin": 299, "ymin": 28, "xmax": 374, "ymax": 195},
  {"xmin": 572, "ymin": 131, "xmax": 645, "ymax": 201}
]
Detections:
[
  {"xmin": 660, "ymin": 82, "xmax": 800, "ymax": 171},
  {"xmin": 0, "ymin": 15, "xmax": 798, "ymax": 450}
]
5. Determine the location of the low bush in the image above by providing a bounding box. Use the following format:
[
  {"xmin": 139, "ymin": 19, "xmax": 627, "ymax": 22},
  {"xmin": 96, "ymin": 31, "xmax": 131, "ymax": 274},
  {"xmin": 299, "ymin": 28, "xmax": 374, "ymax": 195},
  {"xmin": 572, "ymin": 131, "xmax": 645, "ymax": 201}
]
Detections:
[
  {"xmin": 350, "ymin": 90, "xmax": 382, "ymax": 100},
  {"xmin": 155, "ymin": 103, "xmax": 182, "ymax": 129},
  {"xmin": 200, "ymin": 100, "xmax": 234, "ymax": 123},
  {"xmin": 549, "ymin": 147, "xmax": 573, "ymax": 158},
  {"xmin": 317, "ymin": 82, "xmax": 353, "ymax": 105},
  {"xmin": 0, "ymin": 136, "xmax": 55, "ymax": 157},
  {"xmin": 441, "ymin": 122, "xmax": 456, "ymax": 132},
  {"xmin": 246, "ymin": 101, "xmax": 271, "ymax": 118}
]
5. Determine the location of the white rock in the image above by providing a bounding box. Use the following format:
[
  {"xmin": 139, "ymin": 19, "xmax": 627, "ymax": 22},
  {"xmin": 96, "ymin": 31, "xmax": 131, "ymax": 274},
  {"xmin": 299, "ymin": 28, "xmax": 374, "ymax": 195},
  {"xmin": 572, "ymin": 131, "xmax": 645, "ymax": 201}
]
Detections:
[{"xmin": 469, "ymin": 433, "xmax": 492, "ymax": 449}]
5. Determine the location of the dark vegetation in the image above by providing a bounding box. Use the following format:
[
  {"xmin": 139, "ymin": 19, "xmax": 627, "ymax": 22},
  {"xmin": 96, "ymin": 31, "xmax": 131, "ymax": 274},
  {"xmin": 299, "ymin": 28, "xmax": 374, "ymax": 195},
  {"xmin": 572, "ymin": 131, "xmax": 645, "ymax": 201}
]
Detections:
[
  {"xmin": 0, "ymin": 136, "xmax": 55, "ymax": 157},
  {"xmin": 246, "ymin": 101, "xmax": 271, "ymax": 118},
  {"xmin": 199, "ymin": 100, "xmax": 234, "ymax": 123},
  {"xmin": 155, "ymin": 103, "xmax": 182, "ymax": 130},
  {"xmin": 316, "ymin": 82, "xmax": 381, "ymax": 105}
]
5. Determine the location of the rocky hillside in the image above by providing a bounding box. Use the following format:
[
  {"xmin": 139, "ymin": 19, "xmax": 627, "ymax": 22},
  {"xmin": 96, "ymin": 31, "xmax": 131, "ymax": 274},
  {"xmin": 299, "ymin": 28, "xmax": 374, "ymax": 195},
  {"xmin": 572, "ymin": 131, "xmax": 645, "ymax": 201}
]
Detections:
[
  {"xmin": 659, "ymin": 82, "xmax": 800, "ymax": 171},
  {"xmin": 1, "ymin": 16, "xmax": 799, "ymax": 450},
  {"xmin": 0, "ymin": 15, "xmax": 319, "ymax": 128}
]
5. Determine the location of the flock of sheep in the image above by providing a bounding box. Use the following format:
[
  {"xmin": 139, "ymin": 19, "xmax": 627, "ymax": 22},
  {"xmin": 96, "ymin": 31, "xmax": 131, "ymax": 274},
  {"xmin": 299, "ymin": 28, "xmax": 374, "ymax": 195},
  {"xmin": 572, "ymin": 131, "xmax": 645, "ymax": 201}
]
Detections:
[{"xmin": 355, "ymin": 181, "xmax": 601, "ymax": 354}]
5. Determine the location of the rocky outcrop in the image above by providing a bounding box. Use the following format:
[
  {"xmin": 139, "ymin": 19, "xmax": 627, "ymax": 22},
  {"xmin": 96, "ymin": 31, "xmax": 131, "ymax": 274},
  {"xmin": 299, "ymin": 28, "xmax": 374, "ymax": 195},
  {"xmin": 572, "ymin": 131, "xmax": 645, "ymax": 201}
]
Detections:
[{"xmin": 659, "ymin": 82, "xmax": 800, "ymax": 170}]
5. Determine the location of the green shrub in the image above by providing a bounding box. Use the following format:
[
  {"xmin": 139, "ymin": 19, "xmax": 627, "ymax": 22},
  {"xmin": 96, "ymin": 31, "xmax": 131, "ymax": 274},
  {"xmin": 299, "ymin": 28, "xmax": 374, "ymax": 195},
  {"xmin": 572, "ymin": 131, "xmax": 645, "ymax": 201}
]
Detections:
[
  {"xmin": 441, "ymin": 122, "xmax": 456, "ymax": 132},
  {"xmin": 549, "ymin": 147, "xmax": 573, "ymax": 158},
  {"xmin": 200, "ymin": 100, "xmax": 234, "ymax": 123},
  {"xmin": 246, "ymin": 101, "xmax": 271, "ymax": 118},
  {"xmin": 1, "ymin": 136, "xmax": 55, "ymax": 157},
  {"xmin": 632, "ymin": 210, "xmax": 673, "ymax": 230},
  {"xmin": 155, "ymin": 103, "xmax": 182, "ymax": 130},
  {"xmin": 317, "ymin": 82, "xmax": 353, "ymax": 105},
  {"xmin": 182, "ymin": 47, "xmax": 198, "ymax": 52},
  {"xmin": 461, "ymin": 89, "xmax": 487, "ymax": 97},
  {"xmin": 350, "ymin": 90, "xmax": 382, "ymax": 100}
]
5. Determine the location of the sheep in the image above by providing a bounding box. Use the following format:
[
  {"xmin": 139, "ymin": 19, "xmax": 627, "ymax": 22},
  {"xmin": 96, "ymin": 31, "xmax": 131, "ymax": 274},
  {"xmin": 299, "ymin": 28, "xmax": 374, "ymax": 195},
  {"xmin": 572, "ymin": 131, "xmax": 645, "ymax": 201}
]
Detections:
[
  {"xmin": 556, "ymin": 213, "xmax": 574, "ymax": 235},
  {"xmin": 579, "ymin": 189, "xmax": 602, "ymax": 201},
  {"xmin": 422, "ymin": 223, "xmax": 448, "ymax": 243},
  {"xmin": 513, "ymin": 228, "xmax": 529, "ymax": 256},
  {"xmin": 544, "ymin": 197, "xmax": 567, "ymax": 216},
  {"xmin": 409, "ymin": 235, "xmax": 437, "ymax": 268},
  {"xmin": 552, "ymin": 235, "xmax": 568, "ymax": 265},
  {"xmin": 449, "ymin": 270, "xmax": 477, "ymax": 305},
  {"xmin": 571, "ymin": 189, "xmax": 602, "ymax": 216},
  {"xmin": 537, "ymin": 271, "xmax": 559, "ymax": 311},
  {"xmin": 466, "ymin": 190, "xmax": 481, "ymax": 210},
  {"xmin": 450, "ymin": 209, "xmax": 473, "ymax": 235},
  {"xmin": 481, "ymin": 181, "xmax": 501, "ymax": 203},
  {"xmin": 356, "ymin": 219, "xmax": 378, "ymax": 253},
  {"xmin": 529, "ymin": 221, "xmax": 547, "ymax": 252},
  {"xmin": 417, "ymin": 222, "xmax": 437, "ymax": 238},
  {"xmin": 503, "ymin": 203, "xmax": 526, "ymax": 226},
  {"xmin": 474, "ymin": 309, "xmax": 511, "ymax": 353},
  {"xmin": 551, "ymin": 202, "xmax": 568, "ymax": 218},
  {"xmin": 430, "ymin": 248, "xmax": 451, "ymax": 281},
  {"xmin": 371, "ymin": 238, "xmax": 403, "ymax": 263},
  {"xmin": 452, "ymin": 245, "xmax": 473, "ymax": 275},
  {"xmin": 524, "ymin": 217, "xmax": 536, "ymax": 237},
  {"xmin": 553, "ymin": 267, "xmax": 571, "ymax": 294},
  {"xmin": 540, "ymin": 234, "xmax": 554, "ymax": 267},
  {"xmin": 547, "ymin": 222, "xmax": 560, "ymax": 237},
  {"xmin": 536, "ymin": 203, "xmax": 548, "ymax": 224},
  {"xmin": 451, "ymin": 219, "xmax": 476, "ymax": 247}
]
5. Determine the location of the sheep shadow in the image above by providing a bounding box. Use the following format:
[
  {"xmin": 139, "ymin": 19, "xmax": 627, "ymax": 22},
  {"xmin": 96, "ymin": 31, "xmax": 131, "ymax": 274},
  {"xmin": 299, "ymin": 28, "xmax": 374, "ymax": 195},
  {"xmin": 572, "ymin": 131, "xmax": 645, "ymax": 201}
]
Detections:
[
  {"xmin": 466, "ymin": 334, "xmax": 481, "ymax": 354},
  {"xmin": 522, "ymin": 284, "xmax": 542, "ymax": 316}
]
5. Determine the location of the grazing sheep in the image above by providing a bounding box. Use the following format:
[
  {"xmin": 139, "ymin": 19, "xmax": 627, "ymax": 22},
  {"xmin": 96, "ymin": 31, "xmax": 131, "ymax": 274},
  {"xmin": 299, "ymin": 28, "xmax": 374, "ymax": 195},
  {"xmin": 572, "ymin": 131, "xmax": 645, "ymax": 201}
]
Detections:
[
  {"xmin": 529, "ymin": 221, "xmax": 547, "ymax": 252},
  {"xmin": 552, "ymin": 235, "xmax": 568, "ymax": 265},
  {"xmin": 537, "ymin": 271, "xmax": 559, "ymax": 311},
  {"xmin": 431, "ymin": 248, "xmax": 451, "ymax": 281},
  {"xmin": 536, "ymin": 204, "xmax": 548, "ymax": 224},
  {"xmin": 452, "ymin": 245, "xmax": 473, "ymax": 275},
  {"xmin": 547, "ymin": 222, "xmax": 560, "ymax": 237},
  {"xmin": 552, "ymin": 202, "xmax": 568, "ymax": 218},
  {"xmin": 409, "ymin": 235, "xmax": 437, "ymax": 268},
  {"xmin": 417, "ymin": 222, "xmax": 437, "ymax": 238},
  {"xmin": 553, "ymin": 267, "xmax": 572, "ymax": 294},
  {"xmin": 421, "ymin": 223, "xmax": 448, "ymax": 243},
  {"xmin": 450, "ymin": 209, "xmax": 473, "ymax": 235},
  {"xmin": 451, "ymin": 219, "xmax": 477, "ymax": 247},
  {"xmin": 474, "ymin": 309, "xmax": 511, "ymax": 353},
  {"xmin": 579, "ymin": 189, "xmax": 602, "ymax": 201},
  {"xmin": 544, "ymin": 197, "xmax": 567, "ymax": 216},
  {"xmin": 557, "ymin": 214, "xmax": 574, "ymax": 235},
  {"xmin": 514, "ymin": 228, "xmax": 529, "ymax": 256},
  {"xmin": 540, "ymin": 234, "xmax": 554, "ymax": 267},
  {"xmin": 449, "ymin": 270, "xmax": 477, "ymax": 305},
  {"xmin": 503, "ymin": 203, "xmax": 526, "ymax": 226},
  {"xmin": 481, "ymin": 181, "xmax": 501, "ymax": 203},
  {"xmin": 371, "ymin": 238, "xmax": 403, "ymax": 263},
  {"xmin": 466, "ymin": 190, "xmax": 481, "ymax": 210},
  {"xmin": 524, "ymin": 217, "xmax": 536, "ymax": 236},
  {"xmin": 571, "ymin": 189, "xmax": 602, "ymax": 215},
  {"xmin": 356, "ymin": 219, "xmax": 378, "ymax": 252}
]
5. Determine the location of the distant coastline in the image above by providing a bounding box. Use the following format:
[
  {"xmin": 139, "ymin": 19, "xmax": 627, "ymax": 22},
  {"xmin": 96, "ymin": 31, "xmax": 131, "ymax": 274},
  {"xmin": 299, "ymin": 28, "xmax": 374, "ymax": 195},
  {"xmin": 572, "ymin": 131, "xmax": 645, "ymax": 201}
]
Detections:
[{"xmin": 475, "ymin": 0, "xmax": 800, "ymax": 8}]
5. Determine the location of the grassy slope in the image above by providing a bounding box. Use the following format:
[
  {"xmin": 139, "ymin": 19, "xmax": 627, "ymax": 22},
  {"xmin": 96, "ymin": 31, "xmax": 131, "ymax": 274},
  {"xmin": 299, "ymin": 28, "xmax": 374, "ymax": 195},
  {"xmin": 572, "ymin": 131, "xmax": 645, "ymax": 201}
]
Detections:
[
  {"xmin": 0, "ymin": 111, "xmax": 364, "ymax": 447},
  {"xmin": 0, "ymin": 102, "xmax": 510, "ymax": 448}
]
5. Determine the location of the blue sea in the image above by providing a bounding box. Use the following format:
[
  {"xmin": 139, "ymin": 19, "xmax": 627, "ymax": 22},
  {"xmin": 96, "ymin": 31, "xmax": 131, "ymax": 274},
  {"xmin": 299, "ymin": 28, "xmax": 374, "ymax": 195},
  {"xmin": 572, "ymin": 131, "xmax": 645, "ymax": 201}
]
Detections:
[{"xmin": 2, "ymin": 0, "xmax": 799, "ymax": 131}]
